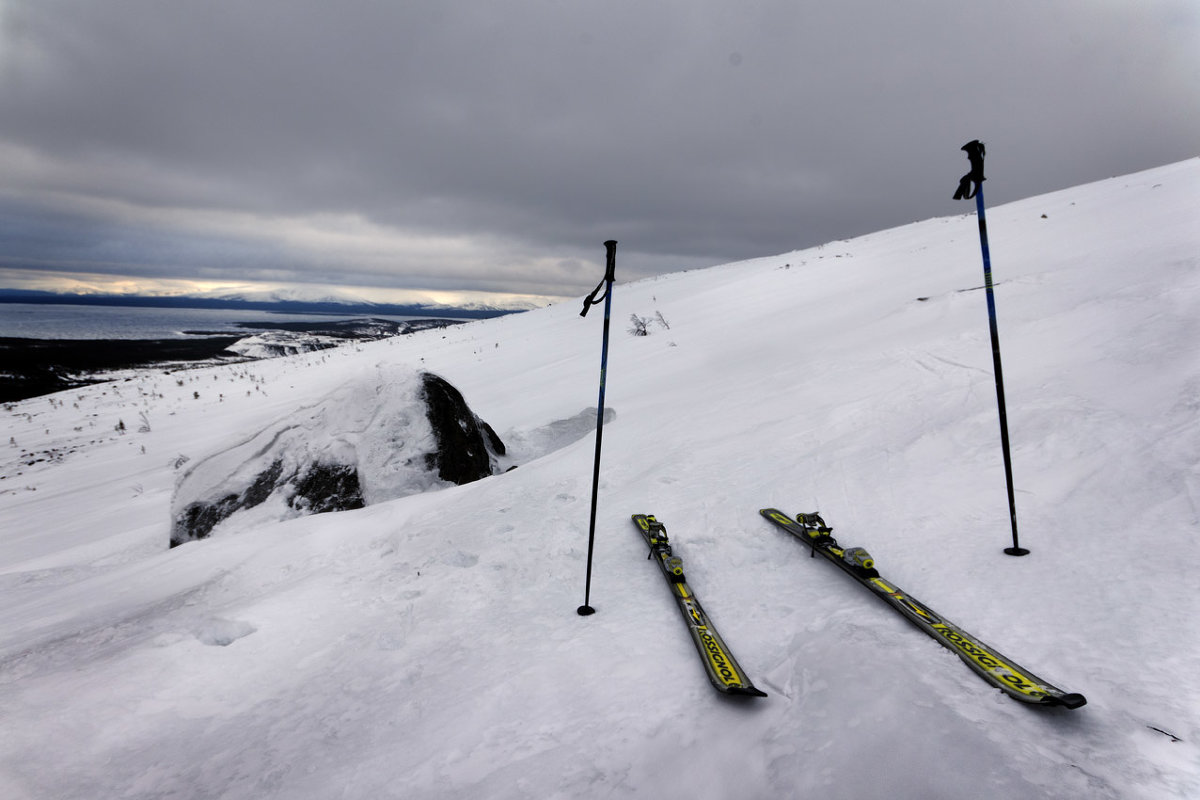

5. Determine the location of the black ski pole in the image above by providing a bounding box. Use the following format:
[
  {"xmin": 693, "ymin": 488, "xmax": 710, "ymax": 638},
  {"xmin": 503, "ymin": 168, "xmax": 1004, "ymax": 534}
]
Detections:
[
  {"xmin": 955, "ymin": 141, "xmax": 1028, "ymax": 556},
  {"xmin": 578, "ymin": 240, "xmax": 618, "ymax": 615}
]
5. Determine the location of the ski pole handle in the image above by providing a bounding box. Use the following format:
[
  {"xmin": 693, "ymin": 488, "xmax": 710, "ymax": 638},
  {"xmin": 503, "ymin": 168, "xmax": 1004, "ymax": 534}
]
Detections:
[
  {"xmin": 954, "ymin": 139, "xmax": 987, "ymax": 200},
  {"xmin": 604, "ymin": 240, "xmax": 617, "ymax": 282},
  {"xmin": 581, "ymin": 240, "xmax": 618, "ymax": 317}
]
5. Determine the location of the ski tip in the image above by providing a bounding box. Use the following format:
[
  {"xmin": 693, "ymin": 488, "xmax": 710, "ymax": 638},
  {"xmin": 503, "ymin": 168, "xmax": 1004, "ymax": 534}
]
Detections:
[
  {"xmin": 726, "ymin": 685, "xmax": 768, "ymax": 698},
  {"xmin": 1048, "ymin": 692, "xmax": 1087, "ymax": 709}
]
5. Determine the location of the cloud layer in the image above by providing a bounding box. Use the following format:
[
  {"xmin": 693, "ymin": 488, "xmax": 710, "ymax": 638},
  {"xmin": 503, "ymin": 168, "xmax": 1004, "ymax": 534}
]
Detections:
[{"xmin": 2, "ymin": 0, "xmax": 1197, "ymax": 301}]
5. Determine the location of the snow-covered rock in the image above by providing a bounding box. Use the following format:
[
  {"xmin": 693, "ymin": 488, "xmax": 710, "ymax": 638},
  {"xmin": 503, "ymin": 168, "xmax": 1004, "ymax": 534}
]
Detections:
[{"xmin": 169, "ymin": 367, "xmax": 505, "ymax": 545}]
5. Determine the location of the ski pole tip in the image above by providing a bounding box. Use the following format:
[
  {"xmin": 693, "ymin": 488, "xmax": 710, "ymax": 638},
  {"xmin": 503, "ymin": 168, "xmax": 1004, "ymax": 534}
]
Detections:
[{"xmin": 577, "ymin": 604, "xmax": 596, "ymax": 616}]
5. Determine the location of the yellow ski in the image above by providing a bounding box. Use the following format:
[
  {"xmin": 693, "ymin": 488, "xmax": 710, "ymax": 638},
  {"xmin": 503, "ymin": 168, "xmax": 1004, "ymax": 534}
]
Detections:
[
  {"xmin": 760, "ymin": 508, "xmax": 1084, "ymax": 708},
  {"xmin": 632, "ymin": 514, "xmax": 766, "ymax": 697}
]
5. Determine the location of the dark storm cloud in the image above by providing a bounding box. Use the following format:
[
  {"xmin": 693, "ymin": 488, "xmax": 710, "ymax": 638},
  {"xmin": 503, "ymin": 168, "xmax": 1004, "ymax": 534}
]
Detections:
[{"xmin": 1, "ymin": 0, "xmax": 1197, "ymax": 299}]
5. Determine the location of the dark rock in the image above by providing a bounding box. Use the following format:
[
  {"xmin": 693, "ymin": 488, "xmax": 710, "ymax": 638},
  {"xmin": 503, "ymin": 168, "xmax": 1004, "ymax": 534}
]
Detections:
[
  {"xmin": 171, "ymin": 460, "xmax": 366, "ymax": 546},
  {"xmin": 421, "ymin": 373, "xmax": 505, "ymax": 486},
  {"xmin": 291, "ymin": 463, "xmax": 365, "ymax": 514}
]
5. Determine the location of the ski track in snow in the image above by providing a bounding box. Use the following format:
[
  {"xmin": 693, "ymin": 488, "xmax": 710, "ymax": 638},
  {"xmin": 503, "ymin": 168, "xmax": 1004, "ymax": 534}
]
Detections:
[{"xmin": 2, "ymin": 160, "xmax": 1199, "ymax": 799}]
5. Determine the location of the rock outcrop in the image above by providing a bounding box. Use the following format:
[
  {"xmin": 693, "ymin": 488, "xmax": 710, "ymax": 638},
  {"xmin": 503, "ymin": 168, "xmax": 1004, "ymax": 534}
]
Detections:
[
  {"xmin": 170, "ymin": 368, "xmax": 504, "ymax": 546},
  {"xmin": 421, "ymin": 373, "xmax": 506, "ymax": 485}
]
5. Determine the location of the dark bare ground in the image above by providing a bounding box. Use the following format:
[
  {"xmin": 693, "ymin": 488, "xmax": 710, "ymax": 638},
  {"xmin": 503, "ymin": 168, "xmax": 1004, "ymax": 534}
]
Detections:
[{"xmin": 0, "ymin": 336, "xmax": 246, "ymax": 403}]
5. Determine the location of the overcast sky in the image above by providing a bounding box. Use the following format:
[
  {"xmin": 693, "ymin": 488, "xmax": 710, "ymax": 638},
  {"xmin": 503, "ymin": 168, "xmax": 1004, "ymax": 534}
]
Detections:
[{"xmin": 1, "ymin": 0, "xmax": 1197, "ymax": 305}]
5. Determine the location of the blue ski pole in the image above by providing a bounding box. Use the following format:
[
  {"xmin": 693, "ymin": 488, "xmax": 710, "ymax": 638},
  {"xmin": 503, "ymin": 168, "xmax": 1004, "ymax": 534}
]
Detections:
[
  {"xmin": 955, "ymin": 141, "xmax": 1028, "ymax": 556},
  {"xmin": 578, "ymin": 240, "xmax": 618, "ymax": 615}
]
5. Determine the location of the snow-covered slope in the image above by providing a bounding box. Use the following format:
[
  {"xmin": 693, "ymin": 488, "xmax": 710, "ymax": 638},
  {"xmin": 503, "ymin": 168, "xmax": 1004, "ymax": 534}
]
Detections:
[{"xmin": 2, "ymin": 160, "xmax": 1198, "ymax": 799}]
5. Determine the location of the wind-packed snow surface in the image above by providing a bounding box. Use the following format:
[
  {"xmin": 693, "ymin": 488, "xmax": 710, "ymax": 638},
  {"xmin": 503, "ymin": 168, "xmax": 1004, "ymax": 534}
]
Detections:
[{"xmin": 2, "ymin": 160, "xmax": 1199, "ymax": 799}]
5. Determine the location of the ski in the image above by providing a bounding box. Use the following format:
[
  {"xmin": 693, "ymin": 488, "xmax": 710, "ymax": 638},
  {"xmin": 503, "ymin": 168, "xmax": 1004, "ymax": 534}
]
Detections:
[
  {"xmin": 632, "ymin": 514, "xmax": 767, "ymax": 697},
  {"xmin": 760, "ymin": 508, "xmax": 1085, "ymax": 709}
]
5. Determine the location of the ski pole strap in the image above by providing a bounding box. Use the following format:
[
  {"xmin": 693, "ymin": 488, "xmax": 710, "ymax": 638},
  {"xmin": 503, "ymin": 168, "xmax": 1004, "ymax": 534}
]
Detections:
[
  {"xmin": 953, "ymin": 139, "xmax": 986, "ymax": 200},
  {"xmin": 580, "ymin": 240, "xmax": 618, "ymax": 317},
  {"xmin": 580, "ymin": 278, "xmax": 608, "ymax": 317}
]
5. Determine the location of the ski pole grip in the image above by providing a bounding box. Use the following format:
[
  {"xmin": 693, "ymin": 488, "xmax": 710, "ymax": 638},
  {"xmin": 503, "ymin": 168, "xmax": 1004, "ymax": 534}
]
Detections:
[
  {"xmin": 962, "ymin": 139, "xmax": 986, "ymax": 181},
  {"xmin": 581, "ymin": 240, "xmax": 618, "ymax": 317},
  {"xmin": 954, "ymin": 140, "xmax": 987, "ymax": 200}
]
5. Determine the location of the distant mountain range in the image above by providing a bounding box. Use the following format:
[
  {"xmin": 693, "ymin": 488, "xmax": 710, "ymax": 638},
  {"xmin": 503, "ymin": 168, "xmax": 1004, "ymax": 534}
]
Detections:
[{"xmin": 0, "ymin": 288, "xmax": 532, "ymax": 319}]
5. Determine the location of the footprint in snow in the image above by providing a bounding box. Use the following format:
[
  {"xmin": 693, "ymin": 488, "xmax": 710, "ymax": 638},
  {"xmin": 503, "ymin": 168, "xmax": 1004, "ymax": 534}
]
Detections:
[
  {"xmin": 441, "ymin": 550, "xmax": 479, "ymax": 568},
  {"xmin": 193, "ymin": 618, "xmax": 257, "ymax": 647}
]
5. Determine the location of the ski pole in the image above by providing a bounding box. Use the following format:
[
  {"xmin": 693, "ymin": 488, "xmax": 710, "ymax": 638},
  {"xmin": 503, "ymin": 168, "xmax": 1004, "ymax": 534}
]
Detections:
[
  {"xmin": 578, "ymin": 240, "xmax": 618, "ymax": 615},
  {"xmin": 955, "ymin": 141, "xmax": 1028, "ymax": 556}
]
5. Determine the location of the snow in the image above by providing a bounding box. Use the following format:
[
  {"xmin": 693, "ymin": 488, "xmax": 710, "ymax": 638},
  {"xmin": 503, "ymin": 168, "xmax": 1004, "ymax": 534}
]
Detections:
[
  {"xmin": 226, "ymin": 330, "xmax": 349, "ymax": 359},
  {"xmin": 2, "ymin": 159, "xmax": 1199, "ymax": 799}
]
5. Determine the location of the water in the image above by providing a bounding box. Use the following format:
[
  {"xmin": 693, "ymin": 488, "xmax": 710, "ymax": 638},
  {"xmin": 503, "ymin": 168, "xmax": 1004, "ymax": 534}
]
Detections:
[{"xmin": 0, "ymin": 303, "xmax": 419, "ymax": 340}]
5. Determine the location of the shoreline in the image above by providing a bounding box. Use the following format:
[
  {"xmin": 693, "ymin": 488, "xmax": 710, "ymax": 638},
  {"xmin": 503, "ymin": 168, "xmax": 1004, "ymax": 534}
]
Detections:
[{"xmin": 1, "ymin": 317, "xmax": 465, "ymax": 403}]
